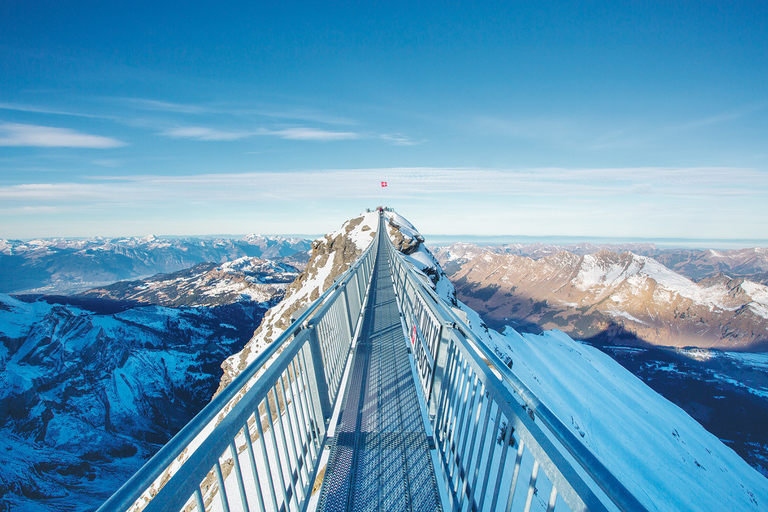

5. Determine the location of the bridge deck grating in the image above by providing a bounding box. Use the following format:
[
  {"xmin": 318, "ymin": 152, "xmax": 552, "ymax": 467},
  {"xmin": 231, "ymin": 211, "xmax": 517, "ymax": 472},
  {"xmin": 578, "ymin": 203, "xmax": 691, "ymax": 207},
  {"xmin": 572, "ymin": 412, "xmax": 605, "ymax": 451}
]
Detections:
[{"xmin": 318, "ymin": 241, "xmax": 442, "ymax": 512}]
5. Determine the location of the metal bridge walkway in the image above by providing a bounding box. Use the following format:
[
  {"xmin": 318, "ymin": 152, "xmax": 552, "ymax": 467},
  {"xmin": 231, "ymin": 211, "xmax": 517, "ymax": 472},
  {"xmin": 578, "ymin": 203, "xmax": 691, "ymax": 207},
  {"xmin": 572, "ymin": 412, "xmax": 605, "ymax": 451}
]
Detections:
[{"xmin": 318, "ymin": 239, "xmax": 442, "ymax": 511}]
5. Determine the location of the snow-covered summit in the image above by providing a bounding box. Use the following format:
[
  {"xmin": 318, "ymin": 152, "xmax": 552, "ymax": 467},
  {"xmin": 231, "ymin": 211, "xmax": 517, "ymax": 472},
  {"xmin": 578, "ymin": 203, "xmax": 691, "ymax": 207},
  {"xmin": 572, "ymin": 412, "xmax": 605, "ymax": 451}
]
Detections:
[{"xmin": 217, "ymin": 212, "xmax": 379, "ymax": 390}]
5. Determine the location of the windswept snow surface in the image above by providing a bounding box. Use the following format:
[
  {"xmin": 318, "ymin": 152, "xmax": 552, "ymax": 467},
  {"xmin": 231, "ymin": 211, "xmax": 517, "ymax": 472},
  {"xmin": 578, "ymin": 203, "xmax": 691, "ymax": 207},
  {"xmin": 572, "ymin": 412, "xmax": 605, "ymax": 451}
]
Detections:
[{"xmin": 494, "ymin": 328, "xmax": 767, "ymax": 511}]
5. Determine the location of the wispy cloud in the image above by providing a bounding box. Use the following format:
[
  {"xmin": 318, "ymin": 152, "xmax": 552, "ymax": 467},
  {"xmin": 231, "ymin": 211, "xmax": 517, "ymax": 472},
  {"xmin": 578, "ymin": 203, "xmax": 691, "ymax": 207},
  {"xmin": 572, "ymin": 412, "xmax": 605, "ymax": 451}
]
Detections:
[
  {"xmin": 117, "ymin": 97, "xmax": 358, "ymax": 125},
  {"xmin": 118, "ymin": 98, "xmax": 214, "ymax": 115},
  {"xmin": 0, "ymin": 122, "xmax": 126, "ymax": 148},
  {"xmin": 0, "ymin": 102, "xmax": 110, "ymax": 119},
  {"xmin": 675, "ymin": 102, "xmax": 768, "ymax": 131},
  {"xmin": 161, "ymin": 126, "xmax": 252, "ymax": 141},
  {"xmin": 268, "ymin": 127, "xmax": 359, "ymax": 141},
  {"xmin": 3, "ymin": 167, "xmax": 765, "ymax": 239},
  {"xmin": 160, "ymin": 125, "xmax": 361, "ymax": 142},
  {"xmin": 379, "ymin": 133, "xmax": 420, "ymax": 146}
]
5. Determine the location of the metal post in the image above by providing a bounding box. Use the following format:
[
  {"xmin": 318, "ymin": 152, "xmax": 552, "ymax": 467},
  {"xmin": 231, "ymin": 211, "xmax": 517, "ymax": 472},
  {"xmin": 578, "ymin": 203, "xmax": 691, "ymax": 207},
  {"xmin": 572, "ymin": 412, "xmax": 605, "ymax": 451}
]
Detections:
[{"xmin": 305, "ymin": 321, "xmax": 334, "ymax": 424}]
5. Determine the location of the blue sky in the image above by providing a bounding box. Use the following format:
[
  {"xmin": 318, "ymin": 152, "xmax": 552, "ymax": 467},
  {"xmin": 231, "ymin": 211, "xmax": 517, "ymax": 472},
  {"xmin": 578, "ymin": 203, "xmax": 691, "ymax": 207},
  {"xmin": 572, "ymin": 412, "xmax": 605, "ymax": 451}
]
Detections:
[{"xmin": 1, "ymin": 1, "xmax": 767, "ymax": 241}]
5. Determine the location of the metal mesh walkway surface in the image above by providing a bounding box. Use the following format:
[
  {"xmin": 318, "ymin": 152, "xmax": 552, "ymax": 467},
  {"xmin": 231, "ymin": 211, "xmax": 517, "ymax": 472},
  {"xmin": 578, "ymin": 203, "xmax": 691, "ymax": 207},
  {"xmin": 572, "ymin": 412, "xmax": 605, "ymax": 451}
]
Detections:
[{"xmin": 318, "ymin": 241, "xmax": 443, "ymax": 512}]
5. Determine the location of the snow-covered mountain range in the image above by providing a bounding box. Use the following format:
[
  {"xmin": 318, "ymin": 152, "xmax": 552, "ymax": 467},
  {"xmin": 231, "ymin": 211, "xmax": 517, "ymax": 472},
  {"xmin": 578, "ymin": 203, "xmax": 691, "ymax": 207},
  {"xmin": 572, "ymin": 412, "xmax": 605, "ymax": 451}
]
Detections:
[
  {"xmin": 0, "ymin": 293, "xmax": 267, "ymax": 511},
  {"xmin": 0, "ymin": 235, "xmax": 311, "ymax": 295},
  {"xmin": 80, "ymin": 256, "xmax": 300, "ymax": 307},
  {"xmin": 217, "ymin": 210, "xmax": 767, "ymax": 510},
  {"xmin": 435, "ymin": 245, "xmax": 768, "ymax": 351},
  {"xmin": 433, "ymin": 242, "xmax": 768, "ymax": 284},
  {"xmin": 2, "ymin": 212, "xmax": 767, "ymax": 511}
]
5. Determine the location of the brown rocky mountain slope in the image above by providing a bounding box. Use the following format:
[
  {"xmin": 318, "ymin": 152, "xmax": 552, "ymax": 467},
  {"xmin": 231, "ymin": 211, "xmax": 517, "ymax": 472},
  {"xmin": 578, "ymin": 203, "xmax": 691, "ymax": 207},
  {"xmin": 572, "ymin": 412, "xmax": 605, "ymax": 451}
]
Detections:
[{"xmin": 446, "ymin": 249, "xmax": 768, "ymax": 350}]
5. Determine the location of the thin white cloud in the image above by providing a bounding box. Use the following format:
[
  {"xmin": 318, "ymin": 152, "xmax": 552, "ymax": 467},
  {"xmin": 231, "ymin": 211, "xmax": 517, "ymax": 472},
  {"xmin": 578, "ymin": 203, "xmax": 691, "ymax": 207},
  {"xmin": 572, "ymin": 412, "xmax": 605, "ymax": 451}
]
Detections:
[
  {"xmin": 269, "ymin": 127, "xmax": 359, "ymax": 141},
  {"xmin": 379, "ymin": 133, "xmax": 419, "ymax": 146},
  {"xmin": 0, "ymin": 103, "xmax": 109, "ymax": 119},
  {"xmin": 118, "ymin": 98, "xmax": 214, "ymax": 115},
  {"xmin": 3, "ymin": 167, "xmax": 766, "ymax": 239},
  {"xmin": 160, "ymin": 125, "xmax": 361, "ymax": 142},
  {"xmin": 118, "ymin": 97, "xmax": 359, "ymax": 125},
  {"xmin": 162, "ymin": 126, "xmax": 252, "ymax": 141},
  {"xmin": 0, "ymin": 122, "xmax": 126, "ymax": 148}
]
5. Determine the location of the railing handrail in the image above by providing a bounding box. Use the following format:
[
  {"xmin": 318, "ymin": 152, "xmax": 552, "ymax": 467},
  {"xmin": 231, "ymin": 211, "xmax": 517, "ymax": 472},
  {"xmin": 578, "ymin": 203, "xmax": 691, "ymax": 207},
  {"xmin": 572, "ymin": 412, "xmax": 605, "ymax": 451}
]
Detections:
[
  {"xmin": 382, "ymin": 217, "xmax": 647, "ymax": 512},
  {"xmin": 99, "ymin": 221, "xmax": 379, "ymax": 512}
]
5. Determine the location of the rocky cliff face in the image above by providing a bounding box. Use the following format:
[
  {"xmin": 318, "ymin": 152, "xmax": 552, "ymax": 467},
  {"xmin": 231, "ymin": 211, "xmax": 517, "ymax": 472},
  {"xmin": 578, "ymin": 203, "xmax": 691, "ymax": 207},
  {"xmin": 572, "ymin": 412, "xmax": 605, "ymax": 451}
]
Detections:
[
  {"xmin": 446, "ymin": 249, "xmax": 768, "ymax": 350},
  {"xmin": 0, "ymin": 293, "xmax": 265, "ymax": 511},
  {"xmin": 217, "ymin": 213, "xmax": 379, "ymax": 392}
]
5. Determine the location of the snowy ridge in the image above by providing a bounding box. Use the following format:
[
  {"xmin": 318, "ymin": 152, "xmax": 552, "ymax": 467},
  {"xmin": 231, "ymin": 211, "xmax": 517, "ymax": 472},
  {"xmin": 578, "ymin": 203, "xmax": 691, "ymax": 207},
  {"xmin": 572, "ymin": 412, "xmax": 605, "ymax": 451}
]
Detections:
[
  {"xmin": 203, "ymin": 210, "xmax": 768, "ymax": 510},
  {"xmin": 217, "ymin": 212, "xmax": 379, "ymax": 391},
  {"xmin": 82, "ymin": 256, "xmax": 300, "ymax": 307}
]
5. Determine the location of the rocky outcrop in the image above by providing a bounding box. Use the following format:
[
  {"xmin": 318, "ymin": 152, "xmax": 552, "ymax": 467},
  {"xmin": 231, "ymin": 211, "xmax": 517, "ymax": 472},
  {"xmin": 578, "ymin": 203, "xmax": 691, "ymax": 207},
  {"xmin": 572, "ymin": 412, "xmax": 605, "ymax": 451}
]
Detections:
[{"xmin": 216, "ymin": 213, "xmax": 379, "ymax": 393}]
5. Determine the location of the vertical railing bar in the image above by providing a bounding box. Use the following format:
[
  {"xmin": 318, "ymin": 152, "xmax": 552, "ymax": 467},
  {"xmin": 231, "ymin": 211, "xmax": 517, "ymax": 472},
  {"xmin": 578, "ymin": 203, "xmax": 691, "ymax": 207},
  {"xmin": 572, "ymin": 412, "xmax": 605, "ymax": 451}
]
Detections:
[
  {"xmin": 290, "ymin": 358, "xmax": 316, "ymax": 462},
  {"xmin": 457, "ymin": 376, "xmax": 480, "ymax": 473},
  {"xmin": 466, "ymin": 389, "xmax": 493, "ymax": 509},
  {"xmin": 330, "ymin": 306, "xmax": 343, "ymax": 389},
  {"xmin": 214, "ymin": 458, "xmax": 231, "ymax": 512},
  {"xmin": 280, "ymin": 372, "xmax": 308, "ymax": 490},
  {"xmin": 298, "ymin": 347, "xmax": 323, "ymax": 448},
  {"xmin": 269, "ymin": 385, "xmax": 301, "ymax": 509},
  {"xmin": 229, "ymin": 440, "xmax": 252, "ymax": 512},
  {"xmin": 505, "ymin": 440, "xmax": 527, "ymax": 512},
  {"xmin": 455, "ymin": 376, "xmax": 480, "ymax": 507},
  {"xmin": 447, "ymin": 360, "xmax": 472, "ymax": 483},
  {"xmin": 458, "ymin": 380, "xmax": 487, "ymax": 511},
  {"xmin": 441, "ymin": 353, "xmax": 464, "ymax": 447},
  {"xmin": 487, "ymin": 412, "xmax": 513, "ymax": 512},
  {"xmin": 435, "ymin": 340, "xmax": 459, "ymax": 436},
  {"xmin": 523, "ymin": 460, "xmax": 541, "ymax": 512},
  {"xmin": 194, "ymin": 487, "xmax": 205, "ymax": 512},
  {"xmin": 477, "ymin": 406, "xmax": 503, "ymax": 512},
  {"xmin": 330, "ymin": 314, "xmax": 342, "ymax": 397},
  {"xmin": 443, "ymin": 357, "xmax": 468, "ymax": 493},
  {"xmin": 298, "ymin": 350, "xmax": 322, "ymax": 452},
  {"xmin": 264, "ymin": 394, "xmax": 292, "ymax": 512},
  {"xmin": 437, "ymin": 344, "xmax": 462, "ymax": 465},
  {"xmin": 243, "ymin": 419, "xmax": 267, "ymax": 512},
  {"xmin": 547, "ymin": 484, "xmax": 558, "ymax": 512}
]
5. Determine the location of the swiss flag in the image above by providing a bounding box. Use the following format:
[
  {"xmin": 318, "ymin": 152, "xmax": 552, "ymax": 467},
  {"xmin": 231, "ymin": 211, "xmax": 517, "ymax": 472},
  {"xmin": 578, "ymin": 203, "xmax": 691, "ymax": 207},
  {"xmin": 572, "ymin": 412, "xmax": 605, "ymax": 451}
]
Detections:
[{"xmin": 381, "ymin": 181, "xmax": 387, "ymax": 187}]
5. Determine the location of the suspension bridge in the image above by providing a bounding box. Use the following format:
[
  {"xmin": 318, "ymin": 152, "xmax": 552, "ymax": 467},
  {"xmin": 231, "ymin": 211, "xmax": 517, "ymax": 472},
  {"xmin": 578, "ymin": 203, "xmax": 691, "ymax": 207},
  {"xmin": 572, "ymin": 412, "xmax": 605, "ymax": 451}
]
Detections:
[{"xmin": 98, "ymin": 211, "xmax": 646, "ymax": 512}]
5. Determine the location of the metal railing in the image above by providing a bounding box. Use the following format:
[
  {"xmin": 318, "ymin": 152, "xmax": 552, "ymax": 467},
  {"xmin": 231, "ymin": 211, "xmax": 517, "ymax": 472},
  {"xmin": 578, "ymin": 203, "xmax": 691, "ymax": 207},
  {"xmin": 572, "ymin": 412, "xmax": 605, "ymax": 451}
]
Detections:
[
  {"xmin": 98, "ymin": 225, "xmax": 378, "ymax": 512},
  {"xmin": 384, "ymin": 217, "xmax": 647, "ymax": 512}
]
